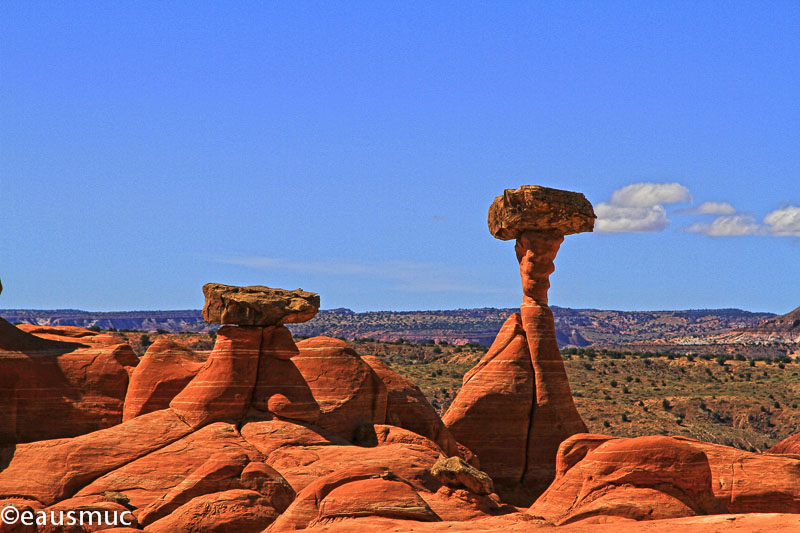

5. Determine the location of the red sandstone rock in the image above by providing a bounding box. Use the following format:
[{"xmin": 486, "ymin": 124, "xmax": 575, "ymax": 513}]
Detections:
[
  {"xmin": 169, "ymin": 326, "xmax": 261, "ymax": 428},
  {"xmin": 373, "ymin": 424, "xmax": 446, "ymax": 456},
  {"xmin": 146, "ymin": 489, "xmax": 282, "ymax": 532},
  {"xmin": 202, "ymin": 283, "xmax": 320, "ymax": 326},
  {"xmin": 76, "ymin": 422, "xmax": 261, "ymax": 511},
  {"xmin": 267, "ymin": 466, "xmax": 438, "ymax": 531},
  {"xmin": 516, "ymin": 231, "xmax": 588, "ymax": 499},
  {"xmin": 293, "ymin": 337, "xmax": 387, "ymax": 442},
  {"xmin": 442, "ymin": 313, "xmax": 533, "ymax": 493},
  {"xmin": 529, "ymin": 433, "xmax": 800, "ymax": 525},
  {"xmin": 294, "ymin": 512, "xmax": 800, "ymax": 532},
  {"xmin": 41, "ymin": 495, "xmax": 137, "ymax": 532},
  {"xmin": 0, "ymin": 409, "xmax": 192, "ymax": 506},
  {"xmin": 264, "ymin": 441, "xmax": 442, "ymax": 494},
  {"xmin": 363, "ymin": 355, "xmax": 459, "ymax": 457},
  {"xmin": 247, "ymin": 327, "xmax": 320, "ymax": 423},
  {"xmin": 0, "ymin": 318, "xmax": 139, "ymax": 445},
  {"xmin": 240, "ymin": 419, "xmax": 349, "ymax": 457},
  {"xmin": 122, "ymin": 339, "xmax": 204, "ymax": 421},
  {"xmin": 768, "ymin": 432, "xmax": 800, "ymax": 455},
  {"xmin": 442, "ymin": 186, "xmax": 593, "ymax": 504},
  {"xmin": 136, "ymin": 450, "xmax": 250, "ymax": 525}
]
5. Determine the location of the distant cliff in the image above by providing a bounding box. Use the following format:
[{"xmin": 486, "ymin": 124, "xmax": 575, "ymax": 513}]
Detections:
[{"xmin": 0, "ymin": 306, "xmax": 775, "ymax": 347}]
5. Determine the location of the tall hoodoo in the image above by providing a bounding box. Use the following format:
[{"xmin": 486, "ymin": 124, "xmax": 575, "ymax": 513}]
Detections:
[{"xmin": 444, "ymin": 185, "xmax": 595, "ymax": 504}]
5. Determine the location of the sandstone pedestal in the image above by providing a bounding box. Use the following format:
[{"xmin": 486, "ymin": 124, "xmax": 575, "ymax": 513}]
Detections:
[{"xmin": 444, "ymin": 185, "xmax": 595, "ymax": 505}]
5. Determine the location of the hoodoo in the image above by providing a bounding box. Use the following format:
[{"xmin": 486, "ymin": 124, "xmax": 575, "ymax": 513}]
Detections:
[{"xmin": 443, "ymin": 185, "xmax": 595, "ymax": 504}]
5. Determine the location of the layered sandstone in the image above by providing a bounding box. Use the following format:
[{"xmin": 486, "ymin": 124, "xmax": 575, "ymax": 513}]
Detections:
[
  {"xmin": 444, "ymin": 185, "xmax": 593, "ymax": 504},
  {"xmin": 529, "ymin": 433, "xmax": 800, "ymax": 525},
  {"xmin": 0, "ymin": 318, "xmax": 138, "ymax": 445}
]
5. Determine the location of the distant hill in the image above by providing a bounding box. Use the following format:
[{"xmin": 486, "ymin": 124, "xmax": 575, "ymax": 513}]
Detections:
[
  {"xmin": 0, "ymin": 306, "xmax": 772, "ymax": 347},
  {"xmin": 0, "ymin": 309, "xmax": 210, "ymax": 333},
  {"xmin": 646, "ymin": 305, "xmax": 800, "ymax": 358}
]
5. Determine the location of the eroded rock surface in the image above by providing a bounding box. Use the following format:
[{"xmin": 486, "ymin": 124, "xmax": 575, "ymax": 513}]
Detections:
[
  {"xmin": 488, "ymin": 185, "xmax": 595, "ymax": 240},
  {"xmin": 444, "ymin": 185, "xmax": 592, "ymax": 504},
  {"xmin": 0, "ymin": 318, "xmax": 138, "ymax": 445},
  {"xmin": 529, "ymin": 433, "xmax": 800, "ymax": 525},
  {"xmin": 202, "ymin": 283, "xmax": 319, "ymax": 326}
]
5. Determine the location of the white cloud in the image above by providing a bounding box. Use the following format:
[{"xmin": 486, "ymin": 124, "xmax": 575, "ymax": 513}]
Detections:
[
  {"xmin": 677, "ymin": 201, "xmax": 737, "ymax": 215},
  {"xmin": 764, "ymin": 206, "xmax": 800, "ymax": 236},
  {"xmin": 684, "ymin": 214, "xmax": 764, "ymax": 237},
  {"xmin": 609, "ymin": 182, "xmax": 692, "ymax": 208},
  {"xmin": 595, "ymin": 203, "xmax": 669, "ymax": 233}
]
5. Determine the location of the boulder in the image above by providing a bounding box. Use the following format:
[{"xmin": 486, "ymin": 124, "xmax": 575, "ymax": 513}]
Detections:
[
  {"xmin": 430, "ymin": 456, "xmax": 493, "ymax": 495},
  {"xmin": 487, "ymin": 185, "xmax": 595, "ymax": 240},
  {"xmin": 202, "ymin": 283, "xmax": 319, "ymax": 326}
]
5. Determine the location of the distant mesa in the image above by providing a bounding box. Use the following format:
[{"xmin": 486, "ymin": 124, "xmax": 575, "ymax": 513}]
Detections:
[
  {"xmin": 202, "ymin": 283, "xmax": 320, "ymax": 326},
  {"xmin": 748, "ymin": 305, "xmax": 800, "ymax": 334}
]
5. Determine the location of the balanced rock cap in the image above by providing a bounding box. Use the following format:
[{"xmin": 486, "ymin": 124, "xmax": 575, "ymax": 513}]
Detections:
[
  {"xmin": 202, "ymin": 283, "xmax": 320, "ymax": 326},
  {"xmin": 488, "ymin": 185, "xmax": 596, "ymax": 240}
]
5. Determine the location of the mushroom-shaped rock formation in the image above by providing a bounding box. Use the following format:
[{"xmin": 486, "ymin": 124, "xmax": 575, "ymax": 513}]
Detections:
[
  {"xmin": 168, "ymin": 284, "xmax": 322, "ymax": 428},
  {"xmin": 202, "ymin": 283, "xmax": 319, "ymax": 326},
  {"xmin": 443, "ymin": 185, "xmax": 594, "ymax": 505}
]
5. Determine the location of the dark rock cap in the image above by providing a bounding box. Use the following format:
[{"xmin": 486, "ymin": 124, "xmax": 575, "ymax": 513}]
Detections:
[
  {"xmin": 488, "ymin": 185, "xmax": 596, "ymax": 240},
  {"xmin": 202, "ymin": 283, "xmax": 320, "ymax": 326}
]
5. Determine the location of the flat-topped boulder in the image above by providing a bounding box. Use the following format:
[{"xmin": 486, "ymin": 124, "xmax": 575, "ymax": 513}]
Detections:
[
  {"xmin": 488, "ymin": 185, "xmax": 595, "ymax": 240},
  {"xmin": 202, "ymin": 283, "xmax": 320, "ymax": 326}
]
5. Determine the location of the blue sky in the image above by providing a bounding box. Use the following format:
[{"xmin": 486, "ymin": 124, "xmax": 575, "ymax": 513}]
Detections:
[{"xmin": 1, "ymin": 2, "xmax": 798, "ymax": 314}]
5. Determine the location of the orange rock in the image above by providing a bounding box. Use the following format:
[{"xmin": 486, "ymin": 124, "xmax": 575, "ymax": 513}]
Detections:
[
  {"xmin": 768, "ymin": 432, "xmax": 800, "ymax": 455},
  {"xmin": 373, "ymin": 424, "xmax": 445, "ymax": 456},
  {"xmin": 363, "ymin": 355, "xmax": 459, "ymax": 457},
  {"xmin": 169, "ymin": 326, "xmax": 261, "ymax": 428},
  {"xmin": 0, "ymin": 318, "xmax": 139, "ymax": 445},
  {"xmin": 0, "ymin": 409, "xmax": 192, "ymax": 506},
  {"xmin": 136, "ymin": 450, "xmax": 250, "ymax": 525},
  {"xmin": 442, "ymin": 313, "xmax": 533, "ymax": 491},
  {"xmin": 267, "ymin": 466, "xmax": 438, "ymax": 531},
  {"xmin": 76, "ymin": 422, "xmax": 261, "ymax": 511},
  {"xmin": 247, "ymin": 328, "xmax": 320, "ymax": 423},
  {"xmin": 122, "ymin": 339, "xmax": 204, "ymax": 421},
  {"xmin": 293, "ymin": 337, "xmax": 387, "ymax": 442},
  {"xmin": 240, "ymin": 419, "xmax": 349, "ymax": 457},
  {"xmin": 41, "ymin": 494, "xmax": 138, "ymax": 532},
  {"xmin": 529, "ymin": 433, "xmax": 800, "ymax": 525},
  {"xmin": 145, "ymin": 489, "xmax": 283, "ymax": 532},
  {"xmin": 264, "ymin": 441, "xmax": 442, "ymax": 494},
  {"xmin": 516, "ymin": 231, "xmax": 588, "ymax": 499}
]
